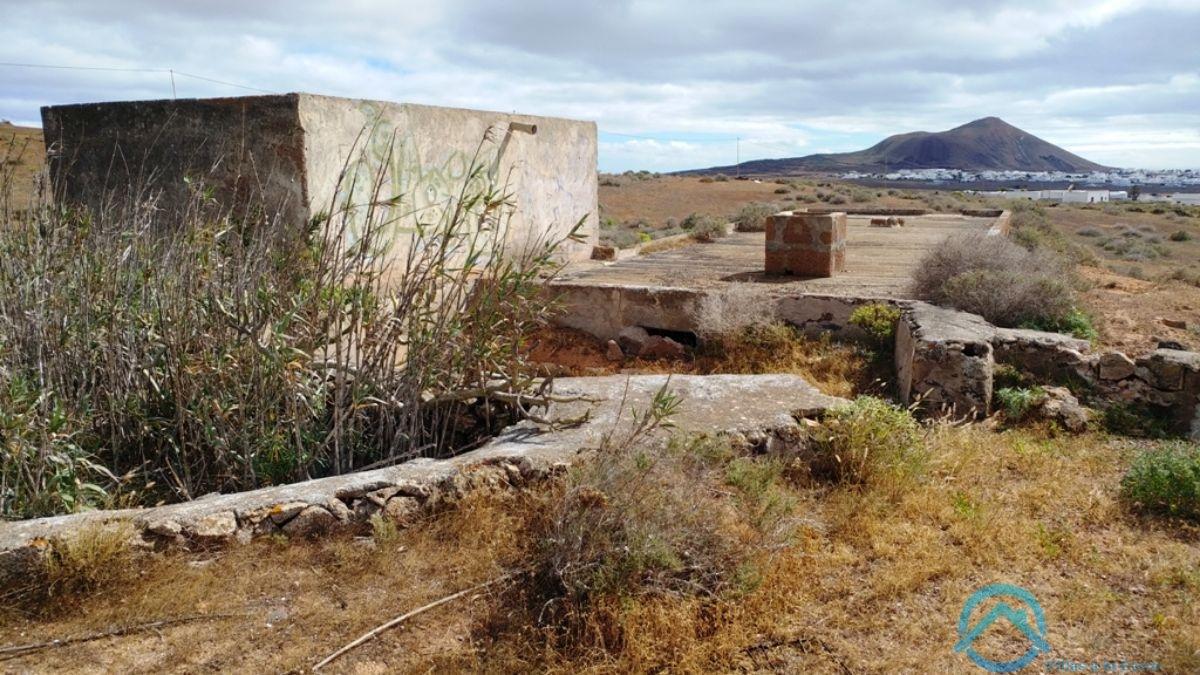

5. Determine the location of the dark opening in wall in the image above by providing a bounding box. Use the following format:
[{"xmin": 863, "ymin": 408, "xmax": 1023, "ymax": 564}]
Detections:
[{"xmin": 642, "ymin": 326, "xmax": 698, "ymax": 348}]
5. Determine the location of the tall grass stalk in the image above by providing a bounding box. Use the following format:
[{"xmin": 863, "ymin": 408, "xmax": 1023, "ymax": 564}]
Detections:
[{"xmin": 0, "ymin": 126, "xmax": 581, "ymax": 518}]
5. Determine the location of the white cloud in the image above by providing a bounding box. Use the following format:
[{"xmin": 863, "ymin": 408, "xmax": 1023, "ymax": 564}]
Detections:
[{"xmin": 1, "ymin": 0, "xmax": 1198, "ymax": 169}]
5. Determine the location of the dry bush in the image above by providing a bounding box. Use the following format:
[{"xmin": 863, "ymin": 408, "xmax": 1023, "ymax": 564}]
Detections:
[
  {"xmin": 684, "ymin": 214, "xmax": 728, "ymax": 242},
  {"xmin": 520, "ymin": 411, "xmax": 798, "ymax": 662},
  {"xmin": 690, "ymin": 283, "xmax": 777, "ymax": 338},
  {"xmin": 2, "ymin": 522, "xmax": 137, "ymax": 615},
  {"xmin": 732, "ymin": 202, "xmax": 780, "ymax": 232},
  {"xmin": 0, "ymin": 128, "xmax": 581, "ymax": 517},
  {"xmin": 911, "ymin": 232, "xmax": 1082, "ymax": 330}
]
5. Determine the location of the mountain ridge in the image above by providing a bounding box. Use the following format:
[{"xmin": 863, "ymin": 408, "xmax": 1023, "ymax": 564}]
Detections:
[{"xmin": 685, "ymin": 117, "xmax": 1113, "ymax": 174}]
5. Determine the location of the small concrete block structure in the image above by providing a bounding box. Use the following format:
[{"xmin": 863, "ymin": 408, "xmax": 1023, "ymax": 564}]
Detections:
[
  {"xmin": 41, "ymin": 93, "xmax": 598, "ymax": 261},
  {"xmin": 765, "ymin": 211, "xmax": 847, "ymax": 277}
]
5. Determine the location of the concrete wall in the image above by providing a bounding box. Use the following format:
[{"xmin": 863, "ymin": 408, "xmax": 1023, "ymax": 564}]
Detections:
[
  {"xmin": 42, "ymin": 93, "xmax": 598, "ymax": 261},
  {"xmin": 297, "ymin": 95, "xmax": 596, "ymax": 261},
  {"xmin": 42, "ymin": 95, "xmax": 310, "ymax": 226}
]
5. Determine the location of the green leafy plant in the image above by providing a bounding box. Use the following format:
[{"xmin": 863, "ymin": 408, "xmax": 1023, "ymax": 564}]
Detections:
[
  {"xmin": 994, "ymin": 386, "xmax": 1047, "ymax": 421},
  {"xmin": 809, "ymin": 396, "xmax": 926, "ymax": 488},
  {"xmin": 1020, "ymin": 307, "xmax": 1099, "ymax": 342},
  {"xmin": 848, "ymin": 303, "xmax": 902, "ymax": 346},
  {"xmin": 1120, "ymin": 443, "xmax": 1200, "ymax": 521}
]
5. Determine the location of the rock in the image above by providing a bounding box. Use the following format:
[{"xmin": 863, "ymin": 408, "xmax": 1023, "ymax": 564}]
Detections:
[
  {"xmin": 639, "ymin": 335, "xmax": 686, "ymax": 360},
  {"xmin": 383, "ymin": 496, "xmax": 422, "ymax": 525},
  {"xmin": 591, "ymin": 245, "xmax": 616, "ymax": 261},
  {"xmin": 1161, "ymin": 318, "xmax": 1188, "ymax": 330},
  {"xmin": 267, "ymin": 502, "xmax": 308, "ymax": 526},
  {"xmin": 1137, "ymin": 349, "xmax": 1200, "ymax": 391},
  {"xmin": 146, "ymin": 519, "xmax": 183, "ymax": 539},
  {"xmin": 1157, "ymin": 340, "xmax": 1188, "ymax": 351},
  {"xmin": 324, "ymin": 498, "xmax": 353, "ymax": 522},
  {"xmin": 605, "ymin": 339, "xmax": 624, "ymax": 362},
  {"xmin": 187, "ymin": 512, "xmax": 238, "ymax": 544},
  {"xmin": 281, "ymin": 506, "xmax": 337, "ymax": 536},
  {"xmin": 1097, "ymin": 352, "xmax": 1136, "ymax": 381},
  {"xmin": 1036, "ymin": 386, "xmax": 1090, "ymax": 433},
  {"xmin": 616, "ymin": 326, "xmax": 650, "ymax": 356}
]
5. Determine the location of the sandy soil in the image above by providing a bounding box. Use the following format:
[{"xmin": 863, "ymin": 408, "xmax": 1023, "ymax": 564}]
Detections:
[{"xmin": 0, "ymin": 123, "xmax": 44, "ymax": 205}]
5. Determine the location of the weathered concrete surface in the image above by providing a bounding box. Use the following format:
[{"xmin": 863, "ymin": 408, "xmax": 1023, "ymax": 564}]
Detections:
[
  {"xmin": 551, "ymin": 213, "xmax": 1000, "ymax": 343},
  {"xmin": 559, "ymin": 214, "xmax": 998, "ymax": 298},
  {"xmin": 42, "ymin": 93, "xmax": 598, "ymax": 262},
  {"xmin": 765, "ymin": 212, "xmax": 847, "ymax": 277},
  {"xmin": 895, "ymin": 302, "xmax": 995, "ymax": 416},
  {"xmin": 0, "ymin": 374, "xmax": 844, "ymax": 574}
]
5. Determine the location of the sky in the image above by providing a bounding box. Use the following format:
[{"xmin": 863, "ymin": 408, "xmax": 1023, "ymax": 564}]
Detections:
[{"xmin": 2, "ymin": 0, "xmax": 1198, "ymax": 172}]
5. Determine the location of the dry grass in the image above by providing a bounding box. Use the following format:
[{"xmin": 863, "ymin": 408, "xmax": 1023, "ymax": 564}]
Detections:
[
  {"xmin": 4, "ymin": 427, "xmax": 1196, "ymax": 673},
  {"xmin": 526, "ymin": 323, "xmax": 883, "ymax": 399}
]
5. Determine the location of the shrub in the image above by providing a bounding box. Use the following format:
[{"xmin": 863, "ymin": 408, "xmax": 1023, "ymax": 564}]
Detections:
[
  {"xmin": 1077, "ymin": 226, "xmax": 1104, "ymax": 237},
  {"xmin": 773, "ymin": 187, "xmax": 790, "ymax": 194},
  {"xmin": 1170, "ymin": 230, "xmax": 1193, "ymax": 242},
  {"xmin": 1021, "ymin": 307, "xmax": 1099, "ymax": 343},
  {"xmin": 809, "ymin": 397, "xmax": 926, "ymax": 488},
  {"xmin": 911, "ymin": 232, "xmax": 1086, "ymax": 334},
  {"xmin": 848, "ymin": 303, "xmax": 901, "ymax": 346},
  {"xmin": 849, "ymin": 188, "xmax": 873, "ymax": 203},
  {"xmin": 0, "ymin": 129, "xmax": 579, "ymax": 517},
  {"xmin": 732, "ymin": 202, "xmax": 779, "ymax": 232},
  {"xmin": 529, "ymin": 424, "xmax": 795, "ymax": 649},
  {"xmin": 714, "ymin": 174, "xmax": 729, "ymax": 182},
  {"xmin": 689, "ymin": 215, "xmax": 729, "ymax": 242},
  {"xmin": 1121, "ymin": 443, "xmax": 1200, "ymax": 520},
  {"xmin": 698, "ymin": 176, "xmax": 714, "ymax": 183},
  {"xmin": 994, "ymin": 386, "xmax": 1047, "ymax": 420}
]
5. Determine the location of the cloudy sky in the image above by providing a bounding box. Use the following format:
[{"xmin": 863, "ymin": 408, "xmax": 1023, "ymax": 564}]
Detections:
[{"xmin": 2, "ymin": 0, "xmax": 1198, "ymax": 171}]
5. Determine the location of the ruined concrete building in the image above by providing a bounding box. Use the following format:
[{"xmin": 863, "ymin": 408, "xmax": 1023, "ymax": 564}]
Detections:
[{"xmin": 41, "ymin": 93, "xmax": 599, "ymax": 261}]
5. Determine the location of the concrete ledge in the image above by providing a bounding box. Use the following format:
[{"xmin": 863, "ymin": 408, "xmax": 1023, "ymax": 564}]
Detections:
[
  {"xmin": 987, "ymin": 210, "xmax": 1012, "ymax": 236},
  {"xmin": 895, "ymin": 303, "xmax": 995, "ymax": 416},
  {"xmin": 0, "ymin": 374, "xmax": 845, "ymax": 577}
]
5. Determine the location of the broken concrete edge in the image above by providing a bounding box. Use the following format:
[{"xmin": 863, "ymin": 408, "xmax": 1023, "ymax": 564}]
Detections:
[
  {"xmin": 0, "ymin": 373, "xmax": 846, "ymax": 579},
  {"xmin": 987, "ymin": 210, "xmax": 1012, "ymax": 236},
  {"xmin": 548, "ymin": 279, "xmax": 912, "ymax": 345},
  {"xmin": 895, "ymin": 301, "xmax": 1199, "ymax": 436}
]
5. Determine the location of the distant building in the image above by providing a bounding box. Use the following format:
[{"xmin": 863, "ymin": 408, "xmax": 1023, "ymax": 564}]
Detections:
[{"xmin": 972, "ymin": 188, "xmax": 1115, "ymax": 203}]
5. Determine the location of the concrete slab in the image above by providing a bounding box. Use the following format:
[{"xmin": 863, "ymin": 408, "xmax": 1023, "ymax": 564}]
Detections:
[
  {"xmin": 550, "ymin": 214, "xmax": 997, "ymax": 341},
  {"xmin": 557, "ymin": 214, "xmax": 995, "ymax": 298}
]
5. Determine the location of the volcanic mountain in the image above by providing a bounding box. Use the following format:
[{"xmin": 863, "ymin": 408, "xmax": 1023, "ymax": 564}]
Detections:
[{"xmin": 689, "ymin": 117, "xmax": 1112, "ymax": 174}]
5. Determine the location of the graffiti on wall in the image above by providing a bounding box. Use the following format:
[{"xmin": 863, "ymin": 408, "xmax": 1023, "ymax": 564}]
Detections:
[{"xmin": 338, "ymin": 102, "xmax": 507, "ymax": 250}]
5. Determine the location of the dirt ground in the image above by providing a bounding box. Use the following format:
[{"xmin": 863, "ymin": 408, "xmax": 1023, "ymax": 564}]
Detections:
[
  {"xmin": 2, "ymin": 428, "xmax": 1196, "ymax": 673},
  {"xmin": 599, "ymin": 174, "xmax": 937, "ymax": 228},
  {"xmin": 1080, "ymin": 267, "xmax": 1200, "ymax": 353},
  {"xmin": 0, "ymin": 123, "xmax": 43, "ymax": 205}
]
